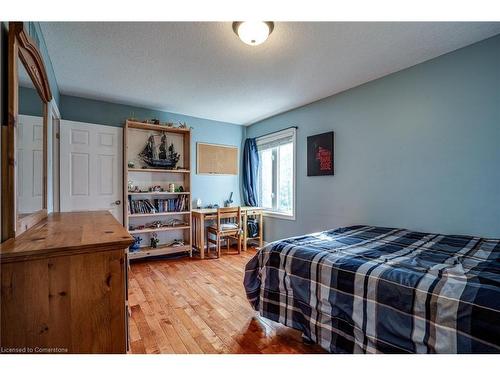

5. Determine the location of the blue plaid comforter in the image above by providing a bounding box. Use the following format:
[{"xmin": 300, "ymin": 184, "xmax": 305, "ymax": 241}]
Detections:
[{"xmin": 244, "ymin": 225, "xmax": 500, "ymax": 353}]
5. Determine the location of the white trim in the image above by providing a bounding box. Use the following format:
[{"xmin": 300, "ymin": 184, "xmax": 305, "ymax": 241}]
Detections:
[
  {"xmin": 50, "ymin": 97, "xmax": 61, "ymax": 119},
  {"xmin": 256, "ymin": 127, "xmax": 296, "ymax": 221},
  {"xmin": 263, "ymin": 210, "xmax": 296, "ymax": 221},
  {"xmin": 49, "ymin": 98, "xmax": 61, "ymax": 213}
]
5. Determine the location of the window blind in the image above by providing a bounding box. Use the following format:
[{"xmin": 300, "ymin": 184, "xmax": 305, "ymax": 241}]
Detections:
[{"xmin": 256, "ymin": 128, "xmax": 296, "ymax": 150}]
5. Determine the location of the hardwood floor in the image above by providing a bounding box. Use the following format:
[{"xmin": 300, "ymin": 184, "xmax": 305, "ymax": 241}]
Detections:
[{"xmin": 128, "ymin": 247, "xmax": 325, "ymax": 354}]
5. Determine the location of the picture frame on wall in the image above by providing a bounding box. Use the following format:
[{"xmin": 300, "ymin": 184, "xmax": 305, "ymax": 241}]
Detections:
[{"xmin": 307, "ymin": 131, "xmax": 334, "ymax": 176}]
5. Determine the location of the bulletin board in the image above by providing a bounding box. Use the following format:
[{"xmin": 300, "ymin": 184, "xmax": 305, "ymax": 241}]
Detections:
[{"xmin": 196, "ymin": 142, "xmax": 239, "ymax": 175}]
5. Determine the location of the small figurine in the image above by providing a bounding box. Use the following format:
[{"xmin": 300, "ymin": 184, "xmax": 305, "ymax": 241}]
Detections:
[
  {"xmin": 128, "ymin": 161, "xmax": 135, "ymax": 168},
  {"xmin": 165, "ymin": 121, "xmax": 174, "ymax": 127},
  {"xmin": 178, "ymin": 121, "xmax": 188, "ymax": 129},
  {"xmin": 164, "ymin": 218, "xmax": 182, "ymax": 227},
  {"xmin": 127, "ymin": 180, "xmax": 134, "ymax": 192},
  {"xmin": 150, "ymin": 233, "xmax": 160, "ymax": 248},
  {"xmin": 169, "ymin": 239, "xmax": 185, "ymax": 247},
  {"xmin": 129, "ymin": 237, "xmax": 142, "ymax": 251},
  {"xmin": 150, "ymin": 221, "xmax": 162, "ymax": 229},
  {"xmin": 151, "ymin": 119, "xmax": 160, "ymax": 125}
]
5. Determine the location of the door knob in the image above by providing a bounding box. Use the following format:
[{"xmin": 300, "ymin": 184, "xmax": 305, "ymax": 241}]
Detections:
[{"xmin": 114, "ymin": 200, "xmax": 121, "ymax": 205}]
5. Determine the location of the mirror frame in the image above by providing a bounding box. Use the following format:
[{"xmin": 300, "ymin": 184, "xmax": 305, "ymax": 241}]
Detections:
[{"xmin": 1, "ymin": 22, "xmax": 52, "ymax": 240}]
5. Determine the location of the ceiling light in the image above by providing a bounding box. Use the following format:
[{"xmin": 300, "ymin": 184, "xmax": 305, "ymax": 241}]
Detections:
[{"xmin": 232, "ymin": 21, "xmax": 274, "ymax": 46}]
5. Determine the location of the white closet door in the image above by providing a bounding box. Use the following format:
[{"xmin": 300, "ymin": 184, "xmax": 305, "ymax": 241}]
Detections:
[
  {"xmin": 60, "ymin": 120, "xmax": 123, "ymax": 223},
  {"xmin": 17, "ymin": 115, "xmax": 44, "ymax": 214}
]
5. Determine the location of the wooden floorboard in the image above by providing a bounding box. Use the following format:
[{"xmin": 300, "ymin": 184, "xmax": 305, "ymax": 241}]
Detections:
[{"xmin": 128, "ymin": 247, "xmax": 325, "ymax": 354}]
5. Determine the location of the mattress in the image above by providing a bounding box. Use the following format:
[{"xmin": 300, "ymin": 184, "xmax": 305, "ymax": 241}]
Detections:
[{"xmin": 243, "ymin": 225, "xmax": 500, "ymax": 353}]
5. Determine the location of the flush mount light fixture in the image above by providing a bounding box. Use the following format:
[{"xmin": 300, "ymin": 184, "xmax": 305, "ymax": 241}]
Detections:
[{"xmin": 232, "ymin": 21, "xmax": 275, "ymax": 46}]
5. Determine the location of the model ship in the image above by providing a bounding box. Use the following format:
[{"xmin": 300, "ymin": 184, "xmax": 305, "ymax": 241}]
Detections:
[{"xmin": 138, "ymin": 134, "xmax": 180, "ymax": 169}]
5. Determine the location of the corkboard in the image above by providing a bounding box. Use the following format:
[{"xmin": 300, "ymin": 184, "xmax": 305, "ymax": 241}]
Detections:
[{"xmin": 197, "ymin": 142, "xmax": 239, "ymax": 175}]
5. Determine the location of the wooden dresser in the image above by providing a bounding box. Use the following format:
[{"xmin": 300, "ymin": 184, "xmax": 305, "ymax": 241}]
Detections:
[{"xmin": 0, "ymin": 211, "xmax": 133, "ymax": 354}]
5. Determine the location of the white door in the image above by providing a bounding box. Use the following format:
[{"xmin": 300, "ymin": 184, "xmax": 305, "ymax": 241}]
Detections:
[
  {"xmin": 60, "ymin": 120, "xmax": 123, "ymax": 223},
  {"xmin": 17, "ymin": 115, "xmax": 44, "ymax": 214}
]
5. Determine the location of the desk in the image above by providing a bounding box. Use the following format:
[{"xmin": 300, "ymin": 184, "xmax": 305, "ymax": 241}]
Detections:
[{"xmin": 192, "ymin": 207, "xmax": 263, "ymax": 259}]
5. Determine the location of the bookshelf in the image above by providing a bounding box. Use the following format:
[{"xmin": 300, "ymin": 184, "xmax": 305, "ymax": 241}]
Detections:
[
  {"xmin": 123, "ymin": 120, "xmax": 192, "ymax": 260},
  {"xmin": 127, "ymin": 191, "xmax": 191, "ymax": 196},
  {"xmin": 128, "ymin": 211, "xmax": 191, "ymax": 218},
  {"xmin": 128, "ymin": 168, "xmax": 190, "ymax": 173}
]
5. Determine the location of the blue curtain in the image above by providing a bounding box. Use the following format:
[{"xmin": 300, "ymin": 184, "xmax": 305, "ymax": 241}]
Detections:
[{"xmin": 242, "ymin": 138, "xmax": 260, "ymax": 206}]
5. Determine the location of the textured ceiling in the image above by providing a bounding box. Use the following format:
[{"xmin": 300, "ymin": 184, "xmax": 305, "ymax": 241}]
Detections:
[{"xmin": 41, "ymin": 22, "xmax": 500, "ymax": 125}]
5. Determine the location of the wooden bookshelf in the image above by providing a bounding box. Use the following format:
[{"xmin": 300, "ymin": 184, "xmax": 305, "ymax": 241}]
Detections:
[
  {"xmin": 128, "ymin": 211, "xmax": 190, "ymax": 218},
  {"xmin": 127, "ymin": 120, "xmax": 191, "ymax": 134},
  {"xmin": 123, "ymin": 119, "xmax": 192, "ymax": 259},
  {"xmin": 128, "ymin": 168, "xmax": 190, "ymax": 173},
  {"xmin": 129, "ymin": 226, "xmax": 190, "ymax": 235},
  {"xmin": 128, "ymin": 191, "xmax": 190, "ymax": 196},
  {"xmin": 128, "ymin": 244, "xmax": 192, "ymax": 260}
]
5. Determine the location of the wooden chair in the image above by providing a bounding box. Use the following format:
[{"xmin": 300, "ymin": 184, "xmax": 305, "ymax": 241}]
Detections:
[{"xmin": 206, "ymin": 207, "xmax": 242, "ymax": 258}]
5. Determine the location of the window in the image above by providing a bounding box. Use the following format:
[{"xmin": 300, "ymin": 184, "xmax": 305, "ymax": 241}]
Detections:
[{"xmin": 256, "ymin": 128, "xmax": 296, "ymax": 219}]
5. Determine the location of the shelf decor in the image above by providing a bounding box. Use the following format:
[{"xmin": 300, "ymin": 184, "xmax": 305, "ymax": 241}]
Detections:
[{"xmin": 138, "ymin": 134, "xmax": 180, "ymax": 169}]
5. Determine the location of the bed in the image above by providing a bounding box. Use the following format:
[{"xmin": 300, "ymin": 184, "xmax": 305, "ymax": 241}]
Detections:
[{"xmin": 244, "ymin": 225, "xmax": 500, "ymax": 353}]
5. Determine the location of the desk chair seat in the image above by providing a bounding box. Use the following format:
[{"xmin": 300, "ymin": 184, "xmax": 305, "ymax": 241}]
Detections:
[
  {"xmin": 208, "ymin": 223, "xmax": 238, "ymax": 231},
  {"xmin": 206, "ymin": 207, "xmax": 242, "ymax": 258}
]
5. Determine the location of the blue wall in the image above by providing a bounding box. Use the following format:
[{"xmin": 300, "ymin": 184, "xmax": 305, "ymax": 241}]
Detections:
[
  {"xmin": 61, "ymin": 94, "xmax": 245, "ymax": 207},
  {"xmin": 19, "ymin": 86, "xmax": 43, "ymax": 116},
  {"xmin": 246, "ymin": 34, "xmax": 500, "ymax": 241}
]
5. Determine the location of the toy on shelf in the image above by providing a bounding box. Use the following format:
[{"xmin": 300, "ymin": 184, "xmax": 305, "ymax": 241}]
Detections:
[
  {"xmin": 150, "ymin": 233, "xmax": 160, "ymax": 248},
  {"xmin": 129, "ymin": 237, "xmax": 143, "ymax": 252},
  {"xmin": 164, "ymin": 218, "xmax": 187, "ymax": 227},
  {"xmin": 167, "ymin": 239, "xmax": 185, "ymax": 247},
  {"xmin": 127, "ymin": 180, "xmax": 135, "ymax": 192},
  {"xmin": 129, "ymin": 218, "xmax": 188, "ymax": 232},
  {"xmin": 149, "ymin": 185, "xmax": 164, "ymax": 192},
  {"xmin": 138, "ymin": 134, "xmax": 180, "ymax": 169}
]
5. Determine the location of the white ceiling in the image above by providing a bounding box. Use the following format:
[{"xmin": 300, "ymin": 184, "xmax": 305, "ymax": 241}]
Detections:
[{"xmin": 41, "ymin": 22, "xmax": 500, "ymax": 125}]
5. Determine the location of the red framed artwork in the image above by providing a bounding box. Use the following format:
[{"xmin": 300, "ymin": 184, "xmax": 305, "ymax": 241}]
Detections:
[{"xmin": 307, "ymin": 131, "xmax": 334, "ymax": 176}]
